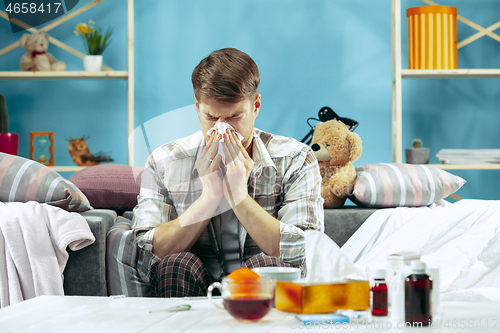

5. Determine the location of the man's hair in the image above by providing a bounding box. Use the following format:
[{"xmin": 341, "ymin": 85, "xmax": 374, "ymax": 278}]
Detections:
[{"xmin": 192, "ymin": 48, "xmax": 260, "ymax": 104}]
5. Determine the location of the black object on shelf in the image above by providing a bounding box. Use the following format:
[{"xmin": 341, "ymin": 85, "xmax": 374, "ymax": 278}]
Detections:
[{"xmin": 300, "ymin": 107, "xmax": 359, "ymax": 145}]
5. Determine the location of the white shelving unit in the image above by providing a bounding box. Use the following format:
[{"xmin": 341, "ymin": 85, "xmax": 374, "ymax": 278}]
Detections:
[
  {"xmin": 391, "ymin": 0, "xmax": 500, "ymax": 170},
  {"xmin": 0, "ymin": 71, "xmax": 129, "ymax": 81},
  {"xmin": 0, "ymin": 0, "xmax": 134, "ymax": 172}
]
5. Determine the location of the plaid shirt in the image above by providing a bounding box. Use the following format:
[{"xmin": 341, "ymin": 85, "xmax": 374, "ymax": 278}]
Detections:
[{"xmin": 132, "ymin": 128, "xmax": 324, "ymax": 282}]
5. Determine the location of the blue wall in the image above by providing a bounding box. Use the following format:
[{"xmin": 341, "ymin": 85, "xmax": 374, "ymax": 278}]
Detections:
[{"xmin": 1, "ymin": 0, "xmax": 499, "ymax": 200}]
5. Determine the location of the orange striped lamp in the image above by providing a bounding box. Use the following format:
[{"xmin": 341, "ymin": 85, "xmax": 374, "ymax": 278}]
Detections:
[{"xmin": 407, "ymin": 6, "xmax": 457, "ymax": 69}]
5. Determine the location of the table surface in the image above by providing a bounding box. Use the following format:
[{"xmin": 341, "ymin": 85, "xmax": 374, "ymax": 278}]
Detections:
[{"xmin": 1, "ymin": 296, "xmax": 500, "ymax": 333}]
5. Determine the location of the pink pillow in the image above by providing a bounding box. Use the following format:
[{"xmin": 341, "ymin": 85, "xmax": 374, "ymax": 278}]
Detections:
[{"xmin": 69, "ymin": 164, "xmax": 143, "ymax": 214}]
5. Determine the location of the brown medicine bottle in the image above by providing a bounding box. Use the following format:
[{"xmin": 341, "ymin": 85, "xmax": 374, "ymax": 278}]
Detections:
[{"xmin": 405, "ymin": 261, "xmax": 432, "ymax": 326}]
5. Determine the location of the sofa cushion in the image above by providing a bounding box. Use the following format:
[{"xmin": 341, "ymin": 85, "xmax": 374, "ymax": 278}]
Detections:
[
  {"xmin": 0, "ymin": 153, "xmax": 91, "ymax": 212},
  {"xmin": 69, "ymin": 164, "xmax": 143, "ymax": 214},
  {"xmin": 350, "ymin": 163, "xmax": 465, "ymax": 208},
  {"xmin": 106, "ymin": 216, "xmax": 151, "ymax": 297}
]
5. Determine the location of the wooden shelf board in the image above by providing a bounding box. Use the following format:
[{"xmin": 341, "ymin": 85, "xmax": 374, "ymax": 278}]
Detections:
[
  {"xmin": 49, "ymin": 166, "xmax": 88, "ymax": 172},
  {"xmin": 401, "ymin": 69, "xmax": 500, "ymax": 79},
  {"xmin": 0, "ymin": 71, "xmax": 128, "ymax": 81},
  {"xmin": 429, "ymin": 164, "xmax": 500, "ymax": 170}
]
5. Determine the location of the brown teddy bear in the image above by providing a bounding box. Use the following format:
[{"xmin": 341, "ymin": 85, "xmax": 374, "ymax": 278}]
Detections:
[
  {"xmin": 19, "ymin": 31, "xmax": 66, "ymax": 71},
  {"xmin": 311, "ymin": 119, "xmax": 363, "ymax": 208}
]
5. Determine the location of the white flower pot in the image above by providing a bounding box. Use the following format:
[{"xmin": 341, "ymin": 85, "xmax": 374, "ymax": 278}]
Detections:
[{"xmin": 83, "ymin": 55, "xmax": 103, "ymax": 71}]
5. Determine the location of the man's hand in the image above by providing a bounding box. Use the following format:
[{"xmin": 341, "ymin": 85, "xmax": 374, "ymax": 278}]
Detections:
[
  {"xmin": 154, "ymin": 132, "xmax": 225, "ymax": 252},
  {"xmin": 222, "ymin": 130, "xmax": 253, "ymax": 207},
  {"xmin": 195, "ymin": 131, "xmax": 224, "ymax": 204},
  {"xmin": 220, "ymin": 129, "xmax": 280, "ymax": 257}
]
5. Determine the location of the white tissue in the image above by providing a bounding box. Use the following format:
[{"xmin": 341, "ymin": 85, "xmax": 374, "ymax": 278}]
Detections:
[
  {"xmin": 303, "ymin": 230, "xmax": 366, "ymax": 283},
  {"xmin": 206, "ymin": 123, "xmax": 244, "ymax": 164}
]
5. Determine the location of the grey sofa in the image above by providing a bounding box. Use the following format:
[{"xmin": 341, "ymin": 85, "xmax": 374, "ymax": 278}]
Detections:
[
  {"xmin": 63, "ymin": 206, "xmax": 378, "ymax": 296},
  {"xmin": 324, "ymin": 206, "xmax": 378, "ymax": 247},
  {"xmin": 63, "ymin": 209, "xmax": 117, "ymax": 296}
]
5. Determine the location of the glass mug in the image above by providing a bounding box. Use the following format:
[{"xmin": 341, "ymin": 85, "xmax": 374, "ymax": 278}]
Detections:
[{"xmin": 207, "ymin": 276, "xmax": 275, "ymax": 321}]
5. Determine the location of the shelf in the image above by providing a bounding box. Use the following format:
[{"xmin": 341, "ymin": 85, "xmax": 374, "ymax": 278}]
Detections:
[
  {"xmin": 401, "ymin": 69, "xmax": 500, "ymax": 79},
  {"xmin": 49, "ymin": 166, "xmax": 88, "ymax": 172},
  {"xmin": 0, "ymin": 71, "xmax": 128, "ymax": 81},
  {"xmin": 391, "ymin": 0, "xmax": 500, "ymax": 167},
  {"xmin": 0, "ymin": 0, "xmax": 134, "ymax": 166},
  {"xmin": 429, "ymin": 164, "xmax": 500, "ymax": 170}
]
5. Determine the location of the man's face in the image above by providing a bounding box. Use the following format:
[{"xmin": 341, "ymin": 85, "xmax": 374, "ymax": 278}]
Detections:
[{"xmin": 196, "ymin": 94, "xmax": 261, "ymax": 152}]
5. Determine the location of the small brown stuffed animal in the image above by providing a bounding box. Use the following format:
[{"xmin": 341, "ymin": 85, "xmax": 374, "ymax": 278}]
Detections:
[
  {"xmin": 19, "ymin": 31, "xmax": 66, "ymax": 71},
  {"xmin": 67, "ymin": 136, "xmax": 113, "ymax": 166},
  {"xmin": 311, "ymin": 120, "xmax": 363, "ymax": 208}
]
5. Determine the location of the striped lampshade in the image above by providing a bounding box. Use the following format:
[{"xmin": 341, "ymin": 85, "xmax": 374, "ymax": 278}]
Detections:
[{"xmin": 407, "ymin": 6, "xmax": 457, "ymax": 70}]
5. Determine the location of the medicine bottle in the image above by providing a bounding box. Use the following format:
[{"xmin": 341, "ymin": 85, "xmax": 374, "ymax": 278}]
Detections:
[
  {"xmin": 371, "ymin": 268, "xmax": 388, "ymax": 316},
  {"xmin": 405, "ymin": 261, "xmax": 432, "ymax": 326}
]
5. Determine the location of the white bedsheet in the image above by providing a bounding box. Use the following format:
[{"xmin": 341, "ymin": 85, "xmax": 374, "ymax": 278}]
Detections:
[
  {"xmin": 341, "ymin": 199, "xmax": 500, "ymax": 303},
  {"xmin": 0, "ymin": 201, "xmax": 95, "ymax": 308}
]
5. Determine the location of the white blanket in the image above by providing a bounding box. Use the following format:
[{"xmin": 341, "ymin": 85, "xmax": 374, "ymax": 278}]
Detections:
[
  {"xmin": 341, "ymin": 199, "xmax": 500, "ymax": 303},
  {"xmin": 0, "ymin": 201, "xmax": 95, "ymax": 308}
]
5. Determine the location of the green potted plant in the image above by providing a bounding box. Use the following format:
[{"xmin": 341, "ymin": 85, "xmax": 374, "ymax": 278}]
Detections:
[
  {"xmin": 74, "ymin": 20, "xmax": 113, "ymax": 71},
  {"xmin": 0, "ymin": 93, "xmax": 19, "ymax": 155},
  {"xmin": 406, "ymin": 138, "xmax": 430, "ymax": 164}
]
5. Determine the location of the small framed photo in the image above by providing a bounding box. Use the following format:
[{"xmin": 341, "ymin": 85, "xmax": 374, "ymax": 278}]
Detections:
[{"xmin": 30, "ymin": 132, "xmax": 54, "ymax": 166}]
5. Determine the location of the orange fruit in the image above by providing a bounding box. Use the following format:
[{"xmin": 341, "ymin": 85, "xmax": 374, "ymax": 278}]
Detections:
[
  {"xmin": 227, "ymin": 268, "xmax": 262, "ymax": 297},
  {"xmin": 228, "ymin": 268, "xmax": 261, "ymax": 283}
]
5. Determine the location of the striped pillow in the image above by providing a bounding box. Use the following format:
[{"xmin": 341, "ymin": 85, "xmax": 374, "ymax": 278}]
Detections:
[
  {"xmin": 349, "ymin": 163, "xmax": 466, "ymax": 208},
  {"xmin": 0, "ymin": 153, "xmax": 92, "ymax": 212}
]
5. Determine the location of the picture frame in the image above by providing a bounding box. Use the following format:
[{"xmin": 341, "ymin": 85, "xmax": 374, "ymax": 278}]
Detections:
[{"xmin": 30, "ymin": 132, "xmax": 54, "ymax": 166}]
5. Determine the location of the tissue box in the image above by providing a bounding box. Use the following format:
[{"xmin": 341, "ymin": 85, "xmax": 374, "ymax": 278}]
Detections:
[{"xmin": 276, "ymin": 279, "xmax": 370, "ymax": 314}]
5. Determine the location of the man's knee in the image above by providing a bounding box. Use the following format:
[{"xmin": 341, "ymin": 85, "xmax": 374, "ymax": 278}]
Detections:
[
  {"xmin": 153, "ymin": 251, "xmax": 214, "ymax": 298},
  {"xmin": 242, "ymin": 254, "xmax": 292, "ymax": 268},
  {"xmin": 157, "ymin": 252, "xmax": 202, "ymax": 273}
]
